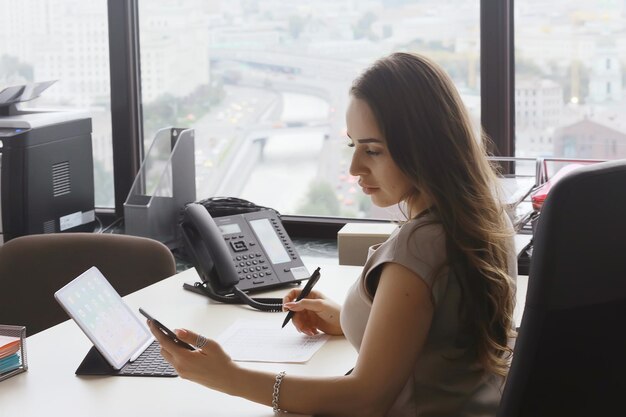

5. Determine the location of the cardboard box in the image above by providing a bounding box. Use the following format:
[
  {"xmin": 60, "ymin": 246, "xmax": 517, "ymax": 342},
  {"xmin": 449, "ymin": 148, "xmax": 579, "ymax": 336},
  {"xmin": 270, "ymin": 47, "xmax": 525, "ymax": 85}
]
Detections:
[{"xmin": 338, "ymin": 222, "xmax": 398, "ymax": 266}]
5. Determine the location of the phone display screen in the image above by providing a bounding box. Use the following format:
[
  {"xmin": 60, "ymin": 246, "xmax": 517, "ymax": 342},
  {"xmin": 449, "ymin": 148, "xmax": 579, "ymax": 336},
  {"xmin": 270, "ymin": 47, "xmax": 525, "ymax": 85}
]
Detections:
[
  {"xmin": 249, "ymin": 218, "xmax": 290, "ymax": 264},
  {"xmin": 218, "ymin": 223, "xmax": 241, "ymax": 235}
]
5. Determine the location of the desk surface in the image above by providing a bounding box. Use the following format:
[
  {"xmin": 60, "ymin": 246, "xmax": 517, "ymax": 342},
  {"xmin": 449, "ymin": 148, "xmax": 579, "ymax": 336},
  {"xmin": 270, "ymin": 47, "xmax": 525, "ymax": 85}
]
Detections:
[{"xmin": 0, "ymin": 259, "xmax": 527, "ymax": 417}]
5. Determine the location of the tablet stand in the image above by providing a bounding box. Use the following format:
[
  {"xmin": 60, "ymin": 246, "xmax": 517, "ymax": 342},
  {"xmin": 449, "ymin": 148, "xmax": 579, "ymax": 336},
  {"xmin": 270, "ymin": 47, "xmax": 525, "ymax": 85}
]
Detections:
[{"xmin": 75, "ymin": 346, "xmax": 117, "ymax": 376}]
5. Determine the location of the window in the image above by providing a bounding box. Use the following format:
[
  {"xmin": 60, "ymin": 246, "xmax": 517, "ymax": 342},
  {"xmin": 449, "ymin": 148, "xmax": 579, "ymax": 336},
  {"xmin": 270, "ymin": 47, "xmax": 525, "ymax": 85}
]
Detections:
[
  {"xmin": 137, "ymin": 0, "xmax": 480, "ymax": 220},
  {"xmin": 7, "ymin": 1, "xmax": 559, "ymax": 228},
  {"xmin": 515, "ymin": 1, "xmax": 626, "ymax": 160},
  {"xmin": 0, "ymin": 0, "xmax": 114, "ymax": 207}
]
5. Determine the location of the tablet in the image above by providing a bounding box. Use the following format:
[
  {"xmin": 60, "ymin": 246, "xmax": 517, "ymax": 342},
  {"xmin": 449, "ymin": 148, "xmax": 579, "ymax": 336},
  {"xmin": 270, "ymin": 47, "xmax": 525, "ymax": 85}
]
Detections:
[{"xmin": 54, "ymin": 266, "xmax": 153, "ymax": 370}]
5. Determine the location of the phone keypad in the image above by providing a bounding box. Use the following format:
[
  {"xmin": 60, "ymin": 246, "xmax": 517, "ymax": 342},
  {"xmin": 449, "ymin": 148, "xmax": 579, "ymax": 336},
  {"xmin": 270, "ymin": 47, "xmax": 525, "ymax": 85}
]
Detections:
[{"xmin": 233, "ymin": 251, "xmax": 273, "ymax": 284}]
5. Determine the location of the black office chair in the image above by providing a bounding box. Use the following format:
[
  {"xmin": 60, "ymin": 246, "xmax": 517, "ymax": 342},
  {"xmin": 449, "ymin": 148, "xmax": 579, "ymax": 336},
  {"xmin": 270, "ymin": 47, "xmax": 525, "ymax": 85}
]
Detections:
[
  {"xmin": 0, "ymin": 233, "xmax": 177, "ymax": 336},
  {"xmin": 497, "ymin": 160, "xmax": 626, "ymax": 417}
]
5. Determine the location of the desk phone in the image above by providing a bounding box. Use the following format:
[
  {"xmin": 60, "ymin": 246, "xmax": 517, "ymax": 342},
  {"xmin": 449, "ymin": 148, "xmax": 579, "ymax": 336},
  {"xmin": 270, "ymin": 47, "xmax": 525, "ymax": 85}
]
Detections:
[{"xmin": 180, "ymin": 203, "xmax": 309, "ymax": 300}]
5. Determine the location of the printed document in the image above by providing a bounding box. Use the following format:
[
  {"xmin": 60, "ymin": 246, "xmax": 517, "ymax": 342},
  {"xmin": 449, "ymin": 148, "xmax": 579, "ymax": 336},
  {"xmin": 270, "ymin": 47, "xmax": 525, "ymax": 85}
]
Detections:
[{"xmin": 217, "ymin": 319, "xmax": 329, "ymax": 363}]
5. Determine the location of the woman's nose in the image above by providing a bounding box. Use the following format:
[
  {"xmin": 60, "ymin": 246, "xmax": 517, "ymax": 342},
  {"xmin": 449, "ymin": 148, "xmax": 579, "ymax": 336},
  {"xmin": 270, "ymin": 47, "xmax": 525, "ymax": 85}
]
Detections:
[{"xmin": 349, "ymin": 152, "xmax": 364, "ymax": 177}]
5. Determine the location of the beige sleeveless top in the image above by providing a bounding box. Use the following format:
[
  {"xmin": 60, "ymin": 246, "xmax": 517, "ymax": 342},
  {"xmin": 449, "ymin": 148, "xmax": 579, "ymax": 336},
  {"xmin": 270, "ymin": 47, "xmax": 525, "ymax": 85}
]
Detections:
[{"xmin": 340, "ymin": 212, "xmax": 517, "ymax": 417}]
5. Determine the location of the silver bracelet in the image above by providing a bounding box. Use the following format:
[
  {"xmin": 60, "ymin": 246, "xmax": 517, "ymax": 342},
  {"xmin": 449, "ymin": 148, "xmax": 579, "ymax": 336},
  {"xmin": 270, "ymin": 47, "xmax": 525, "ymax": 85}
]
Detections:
[{"xmin": 272, "ymin": 371, "xmax": 286, "ymax": 413}]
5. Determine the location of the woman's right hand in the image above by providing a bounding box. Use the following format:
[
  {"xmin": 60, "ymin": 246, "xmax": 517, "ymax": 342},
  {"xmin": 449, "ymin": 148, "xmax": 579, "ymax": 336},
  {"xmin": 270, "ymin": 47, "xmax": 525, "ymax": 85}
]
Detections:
[{"xmin": 282, "ymin": 289, "xmax": 343, "ymax": 336}]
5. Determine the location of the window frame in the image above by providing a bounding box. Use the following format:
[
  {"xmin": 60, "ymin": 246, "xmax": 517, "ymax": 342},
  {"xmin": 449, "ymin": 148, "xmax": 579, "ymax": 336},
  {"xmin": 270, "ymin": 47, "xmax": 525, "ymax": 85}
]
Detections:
[
  {"xmin": 105, "ymin": 0, "xmax": 515, "ymax": 238},
  {"xmin": 107, "ymin": 0, "xmax": 144, "ymax": 218}
]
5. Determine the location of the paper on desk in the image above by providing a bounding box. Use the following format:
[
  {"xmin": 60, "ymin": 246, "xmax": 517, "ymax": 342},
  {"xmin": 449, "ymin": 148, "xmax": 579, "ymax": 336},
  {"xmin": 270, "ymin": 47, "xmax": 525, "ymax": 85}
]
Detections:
[
  {"xmin": 217, "ymin": 319, "xmax": 329, "ymax": 363},
  {"xmin": 0, "ymin": 335, "xmax": 20, "ymax": 359}
]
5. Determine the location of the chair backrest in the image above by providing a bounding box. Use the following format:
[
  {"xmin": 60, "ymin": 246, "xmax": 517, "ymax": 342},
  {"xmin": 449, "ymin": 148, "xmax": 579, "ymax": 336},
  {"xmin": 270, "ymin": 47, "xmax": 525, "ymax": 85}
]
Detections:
[
  {"xmin": 0, "ymin": 233, "xmax": 176, "ymax": 336},
  {"xmin": 497, "ymin": 160, "xmax": 626, "ymax": 417}
]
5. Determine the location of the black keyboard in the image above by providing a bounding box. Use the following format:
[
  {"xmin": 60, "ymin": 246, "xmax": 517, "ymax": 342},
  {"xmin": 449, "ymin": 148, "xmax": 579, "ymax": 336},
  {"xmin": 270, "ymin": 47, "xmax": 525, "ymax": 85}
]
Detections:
[{"xmin": 119, "ymin": 340, "xmax": 177, "ymax": 377}]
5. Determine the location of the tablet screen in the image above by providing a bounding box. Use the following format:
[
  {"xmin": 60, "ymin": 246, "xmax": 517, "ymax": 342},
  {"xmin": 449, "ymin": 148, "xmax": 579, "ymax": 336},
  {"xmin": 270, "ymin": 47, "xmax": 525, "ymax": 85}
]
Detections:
[{"xmin": 54, "ymin": 266, "xmax": 152, "ymax": 370}]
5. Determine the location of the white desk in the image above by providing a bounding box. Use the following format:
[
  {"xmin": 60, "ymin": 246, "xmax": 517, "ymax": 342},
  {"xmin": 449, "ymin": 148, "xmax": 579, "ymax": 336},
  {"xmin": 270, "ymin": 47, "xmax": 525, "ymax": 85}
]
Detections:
[{"xmin": 0, "ymin": 261, "xmax": 527, "ymax": 417}]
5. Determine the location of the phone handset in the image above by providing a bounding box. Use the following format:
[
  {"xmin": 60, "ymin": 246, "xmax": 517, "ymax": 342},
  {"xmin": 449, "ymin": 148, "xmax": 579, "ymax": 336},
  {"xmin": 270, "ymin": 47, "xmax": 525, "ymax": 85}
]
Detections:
[
  {"xmin": 180, "ymin": 203, "xmax": 283, "ymax": 312},
  {"xmin": 181, "ymin": 203, "xmax": 239, "ymax": 292}
]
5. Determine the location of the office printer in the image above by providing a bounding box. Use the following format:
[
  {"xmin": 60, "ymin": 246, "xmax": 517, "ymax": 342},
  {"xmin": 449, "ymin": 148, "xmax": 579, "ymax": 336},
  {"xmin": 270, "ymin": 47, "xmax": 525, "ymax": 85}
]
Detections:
[{"xmin": 0, "ymin": 81, "xmax": 95, "ymax": 244}]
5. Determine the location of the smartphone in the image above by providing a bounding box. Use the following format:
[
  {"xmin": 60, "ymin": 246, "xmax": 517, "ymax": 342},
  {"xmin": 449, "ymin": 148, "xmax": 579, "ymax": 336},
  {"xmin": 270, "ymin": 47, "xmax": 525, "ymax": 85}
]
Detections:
[{"xmin": 139, "ymin": 307, "xmax": 195, "ymax": 350}]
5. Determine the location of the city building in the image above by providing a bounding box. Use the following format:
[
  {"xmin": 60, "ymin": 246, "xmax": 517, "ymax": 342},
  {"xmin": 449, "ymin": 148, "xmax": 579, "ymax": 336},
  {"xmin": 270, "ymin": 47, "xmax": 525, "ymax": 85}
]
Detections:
[
  {"xmin": 588, "ymin": 46, "xmax": 623, "ymax": 103},
  {"xmin": 515, "ymin": 79, "xmax": 563, "ymax": 156},
  {"xmin": 554, "ymin": 116, "xmax": 626, "ymax": 159}
]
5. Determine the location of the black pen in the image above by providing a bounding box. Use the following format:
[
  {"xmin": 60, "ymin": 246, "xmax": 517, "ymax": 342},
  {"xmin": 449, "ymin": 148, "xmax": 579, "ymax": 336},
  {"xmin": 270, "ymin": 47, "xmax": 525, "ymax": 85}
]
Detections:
[{"xmin": 282, "ymin": 267, "xmax": 321, "ymax": 328}]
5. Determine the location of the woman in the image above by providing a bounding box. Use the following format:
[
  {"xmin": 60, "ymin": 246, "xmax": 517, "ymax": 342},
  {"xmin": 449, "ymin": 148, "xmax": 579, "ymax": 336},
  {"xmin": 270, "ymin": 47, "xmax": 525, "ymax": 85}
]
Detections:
[{"xmin": 148, "ymin": 52, "xmax": 517, "ymax": 417}]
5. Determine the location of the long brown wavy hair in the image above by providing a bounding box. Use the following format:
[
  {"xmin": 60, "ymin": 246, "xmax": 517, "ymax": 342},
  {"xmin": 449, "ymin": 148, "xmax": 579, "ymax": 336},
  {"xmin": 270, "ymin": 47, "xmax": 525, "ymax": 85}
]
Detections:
[{"xmin": 350, "ymin": 52, "xmax": 516, "ymax": 377}]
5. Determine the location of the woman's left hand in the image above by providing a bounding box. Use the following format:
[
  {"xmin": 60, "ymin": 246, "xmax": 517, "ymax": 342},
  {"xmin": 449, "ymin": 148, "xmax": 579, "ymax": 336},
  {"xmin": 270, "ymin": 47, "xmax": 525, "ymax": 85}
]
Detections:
[{"xmin": 147, "ymin": 321, "xmax": 238, "ymax": 390}]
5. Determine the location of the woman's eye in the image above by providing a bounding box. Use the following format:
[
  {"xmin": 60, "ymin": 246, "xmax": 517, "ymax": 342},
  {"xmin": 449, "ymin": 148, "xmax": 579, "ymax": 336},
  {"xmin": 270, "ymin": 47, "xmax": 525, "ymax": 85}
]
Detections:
[
  {"xmin": 365, "ymin": 149, "xmax": 381, "ymax": 156},
  {"xmin": 347, "ymin": 141, "xmax": 355, "ymax": 148}
]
